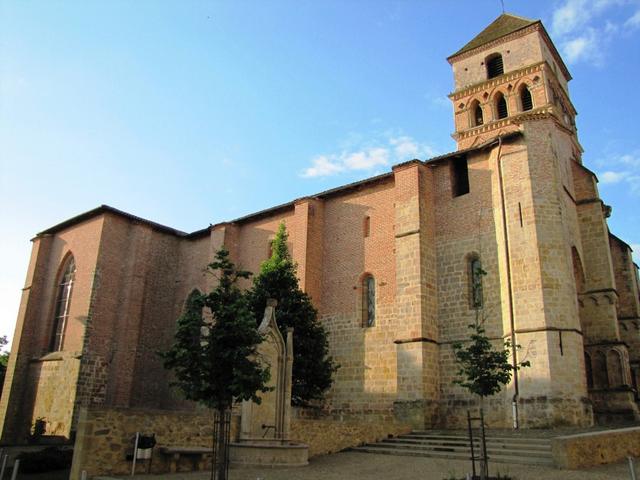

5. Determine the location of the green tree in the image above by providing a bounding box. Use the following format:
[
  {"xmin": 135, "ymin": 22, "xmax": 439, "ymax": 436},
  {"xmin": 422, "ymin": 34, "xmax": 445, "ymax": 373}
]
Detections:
[
  {"xmin": 0, "ymin": 336, "xmax": 8, "ymax": 397},
  {"xmin": 452, "ymin": 266, "xmax": 529, "ymax": 480},
  {"xmin": 248, "ymin": 222, "xmax": 338, "ymax": 405},
  {"xmin": 162, "ymin": 248, "xmax": 271, "ymax": 480},
  {"xmin": 452, "ymin": 323, "xmax": 527, "ymax": 398}
]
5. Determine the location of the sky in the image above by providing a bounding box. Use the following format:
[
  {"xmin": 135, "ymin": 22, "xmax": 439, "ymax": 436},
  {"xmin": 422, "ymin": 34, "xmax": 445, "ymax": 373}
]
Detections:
[{"xmin": 1, "ymin": 0, "xmax": 640, "ymax": 348}]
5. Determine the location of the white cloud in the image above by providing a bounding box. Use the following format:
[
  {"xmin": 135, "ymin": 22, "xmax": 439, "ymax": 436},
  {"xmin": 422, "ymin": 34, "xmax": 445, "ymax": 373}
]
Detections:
[
  {"xmin": 390, "ymin": 136, "xmax": 437, "ymax": 160},
  {"xmin": 598, "ymin": 149, "xmax": 640, "ymax": 193},
  {"xmin": 301, "ymin": 135, "xmax": 438, "ymax": 178},
  {"xmin": 600, "ymin": 170, "xmax": 628, "ymax": 183},
  {"xmin": 562, "ymin": 29, "xmax": 602, "ymax": 64},
  {"xmin": 552, "ymin": 0, "xmax": 592, "ymax": 36},
  {"xmin": 619, "ymin": 152, "xmax": 640, "ymax": 166},
  {"xmin": 626, "ymin": 10, "xmax": 640, "ymax": 27},
  {"xmin": 551, "ymin": 0, "xmax": 639, "ymax": 66},
  {"xmin": 301, "ymin": 155, "xmax": 344, "ymax": 178}
]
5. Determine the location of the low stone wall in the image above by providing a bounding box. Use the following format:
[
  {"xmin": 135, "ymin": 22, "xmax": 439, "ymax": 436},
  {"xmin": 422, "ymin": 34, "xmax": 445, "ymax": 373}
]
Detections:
[
  {"xmin": 290, "ymin": 408, "xmax": 411, "ymax": 458},
  {"xmin": 70, "ymin": 406, "xmax": 410, "ymax": 478},
  {"xmin": 552, "ymin": 426, "xmax": 640, "ymax": 469},
  {"xmin": 69, "ymin": 406, "xmax": 239, "ymax": 480}
]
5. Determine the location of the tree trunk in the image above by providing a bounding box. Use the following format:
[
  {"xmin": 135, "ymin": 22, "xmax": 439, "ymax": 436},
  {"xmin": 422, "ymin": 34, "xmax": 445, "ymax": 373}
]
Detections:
[
  {"xmin": 479, "ymin": 398, "xmax": 488, "ymax": 480},
  {"xmin": 212, "ymin": 409, "xmax": 229, "ymax": 480}
]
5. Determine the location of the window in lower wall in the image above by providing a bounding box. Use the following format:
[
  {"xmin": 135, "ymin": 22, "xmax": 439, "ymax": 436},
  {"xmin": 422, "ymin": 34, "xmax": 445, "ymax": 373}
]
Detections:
[
  {"xmin": 451, "ymin": 157, "xmax": 470, "ymax": 197},
  {"xmin": 362, "ymin": 274, "xmax": 376, "ymax": 327}
]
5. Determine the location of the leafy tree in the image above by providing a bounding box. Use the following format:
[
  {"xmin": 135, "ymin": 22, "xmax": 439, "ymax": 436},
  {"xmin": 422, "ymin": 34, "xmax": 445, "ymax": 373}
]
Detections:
[
  {"xmin": 452, "ymin": 266, "xmax": 529, "ymax": 480},
  {"xmin": 452, "ymin": 323, "xmax": 528, "ymax": 398},
  {"xmin": 162, "ymin": 248, "xmax": 271, "ymax": 480},
  {"xmin": 248, "ymin": 222, "xmax": 338, "ymax": 405},
  {"xmin": 0, "ymin": 336, "xmax": 9, "ymax": 397}
]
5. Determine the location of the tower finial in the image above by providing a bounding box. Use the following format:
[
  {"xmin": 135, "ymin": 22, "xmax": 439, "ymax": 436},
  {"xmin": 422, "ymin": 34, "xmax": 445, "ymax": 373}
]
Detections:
[{"xmin": 500, "ymin": 0, "xmax": 505, "ymax": 13}]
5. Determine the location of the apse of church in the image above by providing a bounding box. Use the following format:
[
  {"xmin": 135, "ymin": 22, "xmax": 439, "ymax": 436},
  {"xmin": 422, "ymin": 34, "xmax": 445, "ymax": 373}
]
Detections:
[{"xmin": 2, "ymin": 13, "xmax": 640, "ymax": 444}]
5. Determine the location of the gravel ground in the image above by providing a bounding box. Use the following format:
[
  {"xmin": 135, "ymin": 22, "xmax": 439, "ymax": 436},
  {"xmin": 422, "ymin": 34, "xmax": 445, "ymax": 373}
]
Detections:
[{"xmin": 99, "ymin": 451, "xmax": 633, "ymax": 480}]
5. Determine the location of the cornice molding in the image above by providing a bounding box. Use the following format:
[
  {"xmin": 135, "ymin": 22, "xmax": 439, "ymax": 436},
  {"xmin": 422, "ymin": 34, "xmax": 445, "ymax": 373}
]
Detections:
[
  {"xmin": 448, "ymin": 22, "xmax": 572, "ymax": 82},
  {"xmin": 449, "ymin": 61, "xmax": 546, "ymax": 101}
]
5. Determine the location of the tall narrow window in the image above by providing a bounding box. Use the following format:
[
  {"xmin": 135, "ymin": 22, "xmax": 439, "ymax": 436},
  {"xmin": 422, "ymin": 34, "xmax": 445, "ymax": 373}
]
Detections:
[
  {"xmin": 486, "ymin": 54, "xmax": 504, "ymax": 79},
  {"xmin": 451, "ymin": 157, "xmax": 470, "ymax": 197},
  {"xmin": 520, "ymin": 86, "xmax": 533, "ymax": 111},
  {"xmin": 50, "ymin": 256, "xmax": 76, "ymax": 352},
  {"xmin": 363, "ymin": 216, "xmax": 371, "ymax": 237},
  {"xmin": 470, "ymin": 257, "xmax": 484, "ymax": 309},
  {"xmin": 362, "ymin": 274, "xmax": 376, "ymax": 327},
  {"xmin": 474, "ymin": 104, "xmax": 484, "ymax": 126},
  {"xmin": 584, "ymin": 352, "xmax": 594, "ymax": 390},
  {"xmin": 496, "ymin": 93, "xmax": 508, "ymax": 119}
]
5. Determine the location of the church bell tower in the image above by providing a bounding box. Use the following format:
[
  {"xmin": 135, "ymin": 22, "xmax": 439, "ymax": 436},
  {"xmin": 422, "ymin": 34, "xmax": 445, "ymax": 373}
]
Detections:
[{"xmin": 447, "ymin": 14, "xmax": 579, "ymax": 153}]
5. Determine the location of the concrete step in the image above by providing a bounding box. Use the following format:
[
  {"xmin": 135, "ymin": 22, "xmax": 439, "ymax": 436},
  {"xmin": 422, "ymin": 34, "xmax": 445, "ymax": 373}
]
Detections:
[
  {"xmin": 350, "ymin": 431, "xmax": 554, "ymax": 467},
  {"xmin": 372, "ymin": 440, "xmax": 551, "ymax": 458},
  {"xmin": 350, "ymin": 445, "xmax": 554, "ymax": 466},
  {"xmin": 393, "ymin": 436, "xmax": 551, "ymax": 450},
  {"xmin": 406, "ymin": 432, "xmax": 550, "ymax": 444}
]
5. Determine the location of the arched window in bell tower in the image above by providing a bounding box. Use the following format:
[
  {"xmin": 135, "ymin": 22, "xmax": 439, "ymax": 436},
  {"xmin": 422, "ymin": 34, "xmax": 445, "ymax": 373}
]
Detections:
[
  {"xmin": 520, "ymin": 85, "xmax": 534, "ymax": 111},
  {"xmin": 496, "ymin": 92, "xmax": 508, "ymax": 119},
  {"xmin": 470, "ymin": 100, "xmax": 484, "ymax": 127},
  {"xmin": 486, "ymin": 53, "xmax": 504, "ymax": 79}
]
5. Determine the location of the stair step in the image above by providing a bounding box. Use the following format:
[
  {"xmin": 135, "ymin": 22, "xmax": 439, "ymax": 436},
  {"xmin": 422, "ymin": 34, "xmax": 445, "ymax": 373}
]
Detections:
[
  {"xmin": 351, "ymin": 431, "xmax": 554, "ymax": 467},
  {"xmin": 350, "ymin": 446, "xmax": 553, "ymax": 466},
  {"xmin": 394, "ymin": 436, "xmax": 550, "ymax": 448},
  {"xmin": 371, "ymin": 441, "xmax": 551, "ymax": 458},
  {"xmin": 403, "ymin": 433, "xmax": 550, "ymax": 445}
]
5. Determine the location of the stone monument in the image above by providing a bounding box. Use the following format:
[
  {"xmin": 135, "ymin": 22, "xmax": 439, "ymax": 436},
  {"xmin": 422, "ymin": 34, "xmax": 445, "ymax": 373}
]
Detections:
[{"xmin": 229, "ymin": 299, "xmax": 309, "ymax": 467}]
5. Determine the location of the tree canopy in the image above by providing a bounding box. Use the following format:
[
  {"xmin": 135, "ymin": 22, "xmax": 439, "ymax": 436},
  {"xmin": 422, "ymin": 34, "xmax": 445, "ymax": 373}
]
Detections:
[
  {"xmin": 162, "ymin": 248, "xmax": 271, "ymax": 411},
  {"xmin": 247, "ymin": 223, "xmax": 338, "ymax": 405}
]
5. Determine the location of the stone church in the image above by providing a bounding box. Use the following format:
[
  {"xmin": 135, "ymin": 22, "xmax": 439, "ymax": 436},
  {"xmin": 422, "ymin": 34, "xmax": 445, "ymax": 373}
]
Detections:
[{"xmin": 2, "ymin": 13, "xmax": 640, "ymax": 444}]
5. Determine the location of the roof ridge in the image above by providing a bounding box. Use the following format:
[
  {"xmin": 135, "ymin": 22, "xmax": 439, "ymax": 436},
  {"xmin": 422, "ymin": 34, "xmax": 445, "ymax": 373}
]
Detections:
[{"xmin": 448, "ymin": 13, "xmax": 538, "ymax": 59}]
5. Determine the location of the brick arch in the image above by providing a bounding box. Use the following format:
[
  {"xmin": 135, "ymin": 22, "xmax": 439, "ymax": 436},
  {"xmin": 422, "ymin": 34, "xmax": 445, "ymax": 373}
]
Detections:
[
  {"xmin": 468, "ymin": 98, "xmax": 484, "ymax": 128},
  {"xmin": 490, "ymin": 89, "xmax": 509, "ymax": 120},
  {"xmin": 515, "ymin": 81, "xmax": 535, "ymax": 112}
]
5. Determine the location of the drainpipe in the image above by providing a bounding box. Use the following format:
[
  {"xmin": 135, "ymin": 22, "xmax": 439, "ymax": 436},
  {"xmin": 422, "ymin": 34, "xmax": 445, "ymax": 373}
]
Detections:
[{"xmin": 496, "ymin": 135, "xmax": 520, "ymax": 429}]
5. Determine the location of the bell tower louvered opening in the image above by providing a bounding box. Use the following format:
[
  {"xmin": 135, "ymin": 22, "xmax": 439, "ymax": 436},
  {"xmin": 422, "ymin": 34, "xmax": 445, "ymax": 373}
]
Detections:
[
  {"xmin": 486, "ymin": 54, "xmax": 504, "ymax": 79},
  {"xmin": 496, "ymin": 94, "xmax": 508, "ymax": 119},
  {"xmin": 521, "ymin": 86, "xmax": 533, "ymax": 111}
]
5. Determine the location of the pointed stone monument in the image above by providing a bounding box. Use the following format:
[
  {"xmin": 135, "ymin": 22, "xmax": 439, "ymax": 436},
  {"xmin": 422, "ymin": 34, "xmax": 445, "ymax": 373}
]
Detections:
[{"xmin": 229, "ymin": 299, "xmax": 308, "ymax": 467}]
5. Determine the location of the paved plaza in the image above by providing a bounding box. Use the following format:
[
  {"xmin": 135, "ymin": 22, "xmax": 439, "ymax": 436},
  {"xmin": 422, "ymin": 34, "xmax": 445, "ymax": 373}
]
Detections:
[{"xmin": 99, "ymin": 451, "xmax": 632, "ymax": 480}]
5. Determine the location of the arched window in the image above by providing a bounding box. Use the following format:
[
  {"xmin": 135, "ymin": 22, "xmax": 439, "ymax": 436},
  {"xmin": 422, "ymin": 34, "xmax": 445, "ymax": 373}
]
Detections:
[
  {"xmin": 593, "ymin": 351, "xmax": 609, "ymax": 389},
  {"xmin": 520, "ymin": 85, "xmax": 533, "ymax": 111},
  {"xmin": 469, "ymin": 256, "xmax": 484, "ymax": 309},
  {"xmin": 486, "ymin": 54, "xmax": 504, "ymax": 79},
  {"xmin": 471, "ymin": 101, "xmax": 483, "ymax": 127},
  {"xmin": 49, "ymin": 255, "xmax": 76, "ymax": 352},
  {"xmin": 496, "ymin": 93, "xmax": 508, "ymax": 119},
  {"xmin": 608, "ymin": 350, "xmax": 624, "ymax": 387},
  {"xmin": 362, "ymin": 274, "xmax": 376, "ymax": 327}
]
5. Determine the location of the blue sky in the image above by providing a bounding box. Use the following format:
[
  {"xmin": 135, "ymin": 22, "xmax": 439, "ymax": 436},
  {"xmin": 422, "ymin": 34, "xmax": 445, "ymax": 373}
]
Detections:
[{"xmin": 1, "ymin": 0, "xmax": 640, "ymax": 346}]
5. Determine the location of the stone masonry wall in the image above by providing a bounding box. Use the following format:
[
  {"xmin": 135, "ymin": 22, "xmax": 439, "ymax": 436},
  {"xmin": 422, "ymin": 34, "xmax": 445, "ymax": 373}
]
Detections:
[
  {"xmin": 69, "ymin": 406, "xmax": 410, "ymax": 479},
  {"xmin": 0, "ymin": 216, "xmax": 104, "ymax": 443},
  {"xmin": 69, "ymin": 406, "xmax": 236, "ymax": 479}
]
